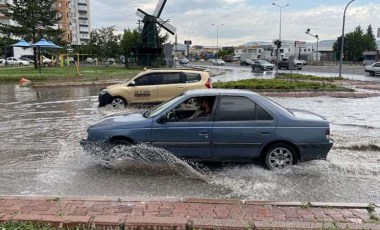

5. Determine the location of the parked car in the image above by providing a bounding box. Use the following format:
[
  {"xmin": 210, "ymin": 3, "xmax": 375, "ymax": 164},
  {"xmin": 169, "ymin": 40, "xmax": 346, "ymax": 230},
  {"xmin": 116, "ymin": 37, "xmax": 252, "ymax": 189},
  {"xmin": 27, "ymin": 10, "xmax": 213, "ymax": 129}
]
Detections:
[
  {"xmin": 179, "ymin": 58, "xmax": 190, "ymax": 64},
  {"xmin": 240, "ymin": 59, "xmax": 254, "ymax": 66},
  {"xmin": 98, "ymin": 68, "xmax": 212, "ymax": 108},
  {"xmin": 278, "ymin": 58, "xmax": 303, "ymax": 70},
  {"xmin": 213, "ymin": 59, "xmax": 225, "ymax": 66},
  {"xmin": 68, "ymin": 57, "xmax": 75, "ymax": 63},
  {"xmin": 299, "ymin": 59, "xmax": 308, "ymax": 65},
  {"xmin": 81, "ymin": 89, "xmax": 333, "ymax": 170},
  {"xmin": 6, "ymin": 57, "xmax": 30, "ymax": 66},
  {"xmin": 364, "ymin": 62, "xmax": 380, "ymax": 76},
  {"xmin": 0, "ymin": 58, "xmax": 4, "ymax": 64},
  {"xmin": 251, "ymin": 60, "xmax": 274, "ymax": 71},
  {"xmin": 85, "ymin": 57, "xmax": 97, "ymax": 64},
  {"xmin": 19, "ymin": 57, "xmax": 35, "ymax": 64}
]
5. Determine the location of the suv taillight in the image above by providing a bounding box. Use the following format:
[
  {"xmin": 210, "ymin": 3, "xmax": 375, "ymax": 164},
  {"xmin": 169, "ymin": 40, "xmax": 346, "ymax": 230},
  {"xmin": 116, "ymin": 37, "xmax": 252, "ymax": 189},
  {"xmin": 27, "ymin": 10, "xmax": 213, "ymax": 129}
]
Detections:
[
  {"xmin": 205, "ymin": 78, "xmax": 212, "ymax": 89},
  {"xmin": 325, "ymin": 128, "xmax": 330, "ymax": 140}
]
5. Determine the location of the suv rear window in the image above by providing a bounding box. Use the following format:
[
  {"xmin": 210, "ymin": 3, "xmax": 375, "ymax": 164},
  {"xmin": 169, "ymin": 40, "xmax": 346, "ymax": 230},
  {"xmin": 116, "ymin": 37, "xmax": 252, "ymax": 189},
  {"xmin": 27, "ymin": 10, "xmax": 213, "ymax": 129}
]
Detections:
[{"xmin": 185, "ymin": 73, "xmax": 201, "ymax": 83}]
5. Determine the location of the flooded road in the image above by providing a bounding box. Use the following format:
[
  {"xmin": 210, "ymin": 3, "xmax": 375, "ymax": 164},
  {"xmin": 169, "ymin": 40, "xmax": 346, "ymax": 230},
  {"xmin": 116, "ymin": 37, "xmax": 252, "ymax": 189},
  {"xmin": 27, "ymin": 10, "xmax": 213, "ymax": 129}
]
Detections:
[{"xmin": 0, "ymin": 83, "xmax": 379, "ymax": 203}]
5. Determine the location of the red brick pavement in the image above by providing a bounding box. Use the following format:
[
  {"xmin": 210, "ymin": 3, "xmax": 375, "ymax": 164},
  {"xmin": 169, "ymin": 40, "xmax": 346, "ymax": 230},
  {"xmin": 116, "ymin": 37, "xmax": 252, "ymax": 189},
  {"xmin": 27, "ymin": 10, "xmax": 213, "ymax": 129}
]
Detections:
[{"xmin": 0, "ymin": 196, "xmax": 379, "ymax": 229}]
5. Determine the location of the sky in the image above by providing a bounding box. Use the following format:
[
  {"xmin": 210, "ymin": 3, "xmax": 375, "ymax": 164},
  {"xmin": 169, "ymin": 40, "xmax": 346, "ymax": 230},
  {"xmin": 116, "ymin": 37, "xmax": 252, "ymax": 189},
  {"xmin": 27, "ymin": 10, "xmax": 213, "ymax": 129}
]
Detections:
[{"xmin": 91, "ymin": 0, "xmax": 380, "ymax": 47}]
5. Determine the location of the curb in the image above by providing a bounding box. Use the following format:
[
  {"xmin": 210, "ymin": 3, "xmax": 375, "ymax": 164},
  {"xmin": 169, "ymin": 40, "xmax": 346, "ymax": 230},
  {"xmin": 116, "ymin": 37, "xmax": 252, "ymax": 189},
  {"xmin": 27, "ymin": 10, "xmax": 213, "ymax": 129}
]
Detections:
[{"xmin": 1, "ymin": 196, "xmax": 379, "ymax": 229}]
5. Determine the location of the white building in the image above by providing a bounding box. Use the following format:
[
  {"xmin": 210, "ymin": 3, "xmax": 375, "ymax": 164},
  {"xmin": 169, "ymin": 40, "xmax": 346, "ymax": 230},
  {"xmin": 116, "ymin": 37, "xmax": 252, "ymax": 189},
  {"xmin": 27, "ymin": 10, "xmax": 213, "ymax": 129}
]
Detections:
[
  {"xmin": 69, "ymin": 0, "xmax": 91, "ymax": 45},
  {"xmin": 0, "ymin": 0, "xmax": 14, "ymax": 31}
]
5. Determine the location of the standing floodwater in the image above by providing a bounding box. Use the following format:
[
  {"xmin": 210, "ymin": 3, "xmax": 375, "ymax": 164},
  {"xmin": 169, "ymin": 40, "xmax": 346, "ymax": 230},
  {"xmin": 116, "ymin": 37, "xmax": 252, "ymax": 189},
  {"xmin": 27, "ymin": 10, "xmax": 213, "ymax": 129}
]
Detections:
[{"xmin": 0, "ymin": 83, "xmax": 379, "ymax": 202}]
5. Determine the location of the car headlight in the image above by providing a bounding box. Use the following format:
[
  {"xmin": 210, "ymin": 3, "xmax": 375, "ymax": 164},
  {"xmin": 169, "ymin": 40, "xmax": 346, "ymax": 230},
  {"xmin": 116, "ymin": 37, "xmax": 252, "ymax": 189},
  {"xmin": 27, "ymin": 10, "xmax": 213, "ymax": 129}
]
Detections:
[{"xmin": 99, "ymin": 89, "xmax": 108, "ymax": 95}]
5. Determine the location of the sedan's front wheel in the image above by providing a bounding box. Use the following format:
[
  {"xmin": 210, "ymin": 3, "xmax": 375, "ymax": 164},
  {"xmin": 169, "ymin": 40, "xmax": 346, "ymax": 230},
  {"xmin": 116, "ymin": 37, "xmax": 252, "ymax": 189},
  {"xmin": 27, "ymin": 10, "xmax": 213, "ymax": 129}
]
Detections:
[
  {"xmin": 264, "ymin": 143, "xmax": 296, "ymax": 170},
  {"xmin": 111, "ymin": 96, "xmax": 127, "ymax": 108}
]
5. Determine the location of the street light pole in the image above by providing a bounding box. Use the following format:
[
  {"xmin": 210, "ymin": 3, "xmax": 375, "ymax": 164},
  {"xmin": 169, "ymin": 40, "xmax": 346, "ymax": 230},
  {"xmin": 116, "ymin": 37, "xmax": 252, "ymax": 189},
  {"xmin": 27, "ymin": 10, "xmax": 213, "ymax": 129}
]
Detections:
[
  {"xmin": 272, "ymin": 3, "xmax": 289, "ymax": 76},
  {"xmin": 339, "ymin": 0, "xmax": 355, "ymax": 78},
  {"xmin": 305, "ymin": 29, "xmax": 319, "ymax": 62},
  {"xmin": 211, "ymin": 23, "xmax": 223, "ymax": 59}
]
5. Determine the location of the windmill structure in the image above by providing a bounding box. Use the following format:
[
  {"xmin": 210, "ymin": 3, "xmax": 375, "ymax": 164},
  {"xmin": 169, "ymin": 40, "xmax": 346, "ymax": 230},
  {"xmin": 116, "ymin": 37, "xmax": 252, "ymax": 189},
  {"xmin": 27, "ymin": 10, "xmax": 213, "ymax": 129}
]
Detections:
[{"xmin": 135, "ymin": 0, "xmax": 176, "ymax": 66}]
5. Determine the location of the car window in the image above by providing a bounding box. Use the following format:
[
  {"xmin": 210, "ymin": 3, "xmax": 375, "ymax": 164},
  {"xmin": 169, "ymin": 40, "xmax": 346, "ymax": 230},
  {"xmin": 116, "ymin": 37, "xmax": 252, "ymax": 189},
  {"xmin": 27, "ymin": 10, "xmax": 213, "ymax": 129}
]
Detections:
[
  {"xmin": 166, "ymin": 96, "xmax": 216, "ymax": 122},
  {"xmin": 156, "ymin": 73, "xmax": 184, "ymax": 85},
  {"xmin": 215, "ymin": 96, "xmax": 256, "ymax": 121},
  {"xmin": 145, "ymin": 94, "xmax": 185, "ymax": 118},
  {"xmin": 256, "ymin": 105, "xmax": 273, "ymax": 120},
  {"xmin": 374, "ymin": 63, "xmax": 380, "ymax": 67},
  {"xmin": 134, "ymin": 74, "xmax": 156, "ymax": 86},
  {"xmin": 185, "ymin": 73, "xmax": 201, "ymax": 83}
]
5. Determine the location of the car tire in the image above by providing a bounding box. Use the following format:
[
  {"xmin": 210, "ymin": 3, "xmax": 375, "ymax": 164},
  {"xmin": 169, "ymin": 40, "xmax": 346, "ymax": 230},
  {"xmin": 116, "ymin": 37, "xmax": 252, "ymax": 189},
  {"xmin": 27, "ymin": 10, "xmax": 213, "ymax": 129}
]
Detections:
[
  {"xmin": 370, "ymin": 71, "xmax": 375, "ymax": 76},
  {"xmin": 111, "ymin": 96, "xmax": 127, "ymax": 108},
  {"xmin": 264, "ymin": 143, "xmax": 296, "ymax": 170},
  {"xmin": 19, "ymin": 63, "xmax": 24, "ymax": 66}
]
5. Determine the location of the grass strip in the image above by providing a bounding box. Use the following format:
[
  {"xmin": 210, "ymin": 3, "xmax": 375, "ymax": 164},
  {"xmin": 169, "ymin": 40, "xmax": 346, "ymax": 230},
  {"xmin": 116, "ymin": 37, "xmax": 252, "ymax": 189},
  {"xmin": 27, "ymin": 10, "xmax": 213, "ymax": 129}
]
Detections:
[{"xmin": 0, "ymin": 66, "xmax": 142, "ymax": 82}]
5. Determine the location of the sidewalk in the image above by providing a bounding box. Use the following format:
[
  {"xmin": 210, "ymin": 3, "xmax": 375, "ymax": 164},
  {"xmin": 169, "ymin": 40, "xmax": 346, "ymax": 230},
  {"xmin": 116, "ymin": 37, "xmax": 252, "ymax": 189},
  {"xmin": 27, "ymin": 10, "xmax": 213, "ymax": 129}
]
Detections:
[{"xmin": 0, "ymin": 196, "xmax": 379, "ymax": 229}]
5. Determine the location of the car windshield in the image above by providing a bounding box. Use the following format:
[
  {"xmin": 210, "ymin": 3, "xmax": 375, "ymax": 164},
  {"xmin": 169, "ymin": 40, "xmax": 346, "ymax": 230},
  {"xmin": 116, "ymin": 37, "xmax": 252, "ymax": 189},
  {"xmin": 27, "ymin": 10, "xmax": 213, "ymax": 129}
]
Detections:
[
  {"xmin": 259, "ymin": 60, "xmax": 270, "ymax": 64},
  {"xmin": 144, "ymin": 94, "xmax": 185, "ymax": 118}
]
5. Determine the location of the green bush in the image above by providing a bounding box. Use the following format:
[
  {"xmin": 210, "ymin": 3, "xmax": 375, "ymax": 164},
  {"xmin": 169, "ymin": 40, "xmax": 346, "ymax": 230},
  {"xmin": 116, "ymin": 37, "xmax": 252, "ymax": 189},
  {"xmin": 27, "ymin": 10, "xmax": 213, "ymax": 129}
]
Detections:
[
  {"xmin": 213, "ymin": 78, "xmax": 350, "ymax": 91},
  {"xmin": 277, "ymin": 73, "xmax": 345, "ymax": 81}
]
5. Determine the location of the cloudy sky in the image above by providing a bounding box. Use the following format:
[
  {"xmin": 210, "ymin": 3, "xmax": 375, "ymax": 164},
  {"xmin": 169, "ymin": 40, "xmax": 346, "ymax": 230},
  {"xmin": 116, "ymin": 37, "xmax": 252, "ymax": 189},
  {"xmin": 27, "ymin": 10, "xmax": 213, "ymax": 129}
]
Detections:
[{"xmin": 91, "ymin": 0, "xmax": 380, "ymax": 46}]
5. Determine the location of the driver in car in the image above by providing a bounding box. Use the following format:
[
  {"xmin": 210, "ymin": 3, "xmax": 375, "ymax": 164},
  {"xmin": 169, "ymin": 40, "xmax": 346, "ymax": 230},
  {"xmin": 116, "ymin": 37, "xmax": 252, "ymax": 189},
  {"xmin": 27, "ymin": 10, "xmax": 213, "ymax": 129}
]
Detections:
[{"xmin": 186, "ymin": 97, "xmax": 212, "ymax": 121}]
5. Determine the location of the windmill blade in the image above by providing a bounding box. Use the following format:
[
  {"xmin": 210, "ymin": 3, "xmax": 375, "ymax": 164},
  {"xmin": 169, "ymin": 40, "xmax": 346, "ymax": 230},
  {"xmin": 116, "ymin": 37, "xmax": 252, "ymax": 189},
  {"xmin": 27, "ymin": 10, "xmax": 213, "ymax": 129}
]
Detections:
[
  {"xmin": 157, "ymin": 18, "xmax": 177, "ymax": 35},
  {"xmin": 153, "ymin": 0, "xmax": 167, "ymax": 18},
  {"xmin": 136, "ymin": 8, "xmax": 149, "ymax": 19}
]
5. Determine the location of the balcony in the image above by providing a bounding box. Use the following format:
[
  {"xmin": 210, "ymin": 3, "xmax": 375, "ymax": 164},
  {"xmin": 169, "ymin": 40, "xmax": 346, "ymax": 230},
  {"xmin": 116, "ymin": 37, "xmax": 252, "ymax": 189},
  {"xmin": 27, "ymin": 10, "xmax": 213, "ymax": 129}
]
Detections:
[
  {"xmin": 78, "ymin": 20, "xmax": 88, "ymax": 26},
  {"xmin": 79, "ymin": 27, "xmax": 88, "ymax": 33},
  {"xmin": 78, "ymin": 0, "xmax": 87, "ymax": 5},
  {"xmin": 78, "ymin": 5, "xmax": 87, "ymax": 12}
]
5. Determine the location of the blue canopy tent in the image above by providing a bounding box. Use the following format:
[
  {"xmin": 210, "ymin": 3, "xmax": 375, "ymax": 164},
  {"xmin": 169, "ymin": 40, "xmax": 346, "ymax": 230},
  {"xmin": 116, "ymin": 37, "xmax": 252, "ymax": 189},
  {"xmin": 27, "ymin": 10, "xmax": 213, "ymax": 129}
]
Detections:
[
  {"xmin": 32, "ymin": 38, "xmax": 62, "ymax": 73},
  {"xmin": 6, "ymin": 39, "xmax": 32, "ymax": 65},
  {"xmin": 11, "ymin": 39, "xmax": 31, "ymax": 48}
]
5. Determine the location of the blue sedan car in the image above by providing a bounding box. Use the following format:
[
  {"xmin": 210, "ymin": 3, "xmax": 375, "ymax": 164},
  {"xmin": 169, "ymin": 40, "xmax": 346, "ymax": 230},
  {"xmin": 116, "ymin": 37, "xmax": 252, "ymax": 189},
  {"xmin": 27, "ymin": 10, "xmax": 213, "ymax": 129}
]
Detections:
[{"xmin": 81, "ymin": 89, "xmax": 333, "ymax": 170}]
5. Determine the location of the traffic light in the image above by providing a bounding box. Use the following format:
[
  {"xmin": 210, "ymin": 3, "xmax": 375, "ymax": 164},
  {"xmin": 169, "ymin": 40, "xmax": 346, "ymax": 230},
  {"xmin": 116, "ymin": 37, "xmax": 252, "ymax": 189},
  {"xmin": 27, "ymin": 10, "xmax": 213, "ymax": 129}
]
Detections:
[{"xmin": 274, "ymin": 40, "xmax": 282, "ymax": 48}]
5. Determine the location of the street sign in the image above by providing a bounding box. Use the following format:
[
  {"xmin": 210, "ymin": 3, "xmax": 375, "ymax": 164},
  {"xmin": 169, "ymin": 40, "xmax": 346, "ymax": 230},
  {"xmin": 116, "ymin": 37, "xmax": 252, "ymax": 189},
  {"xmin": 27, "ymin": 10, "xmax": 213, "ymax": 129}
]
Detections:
[
  {"xmin": 377, "ymin": 28, "xmax": 380, "ymax": 38},
  {"xmin": 184, "ymin": 40, "xmax": 192, "ymax": 45},
  {"xmin": 294, "ymin": 41, "xmax": 306, "ymax": 48},
  {"xmin": 67, "ymin": 48, "xmax": 73, "ymax": 53}
]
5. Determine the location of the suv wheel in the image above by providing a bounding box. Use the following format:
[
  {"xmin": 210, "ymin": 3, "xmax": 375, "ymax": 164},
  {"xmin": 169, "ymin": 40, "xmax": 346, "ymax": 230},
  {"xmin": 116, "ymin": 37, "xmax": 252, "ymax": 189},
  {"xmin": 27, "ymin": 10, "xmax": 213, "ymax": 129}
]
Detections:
[
  {"xmin": 370, "ymin": 71, "xmax": 375, "ymax": 76},
  {"xmin": 19, "ymin": 63, "xmax": 24, "ymax": 66},
  {"xmin": 111, "ymin": 96, "xmax": 127, "ymax": 108}
]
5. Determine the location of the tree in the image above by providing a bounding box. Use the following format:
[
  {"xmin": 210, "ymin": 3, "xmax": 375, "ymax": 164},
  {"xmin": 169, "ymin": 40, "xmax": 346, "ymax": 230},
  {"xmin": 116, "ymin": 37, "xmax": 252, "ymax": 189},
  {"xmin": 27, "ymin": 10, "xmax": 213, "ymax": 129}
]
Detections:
[
  {"xmin": 364, "ymin": 24, "xmax": 377, "ymax": 51},
  {"xmin": 333, "ymin": 25, "xmax": 378, "ymax": 62},
  {"xmin": 87, "ymin": 26, "xmax": 121, "ymax": 65},
  {"xmin": 0, "ymin": 0, "xmax": 65, "ymax": 69},
  {"xmin": 120, "ymin": 29, "xmax": 139, "ymax": 68}
]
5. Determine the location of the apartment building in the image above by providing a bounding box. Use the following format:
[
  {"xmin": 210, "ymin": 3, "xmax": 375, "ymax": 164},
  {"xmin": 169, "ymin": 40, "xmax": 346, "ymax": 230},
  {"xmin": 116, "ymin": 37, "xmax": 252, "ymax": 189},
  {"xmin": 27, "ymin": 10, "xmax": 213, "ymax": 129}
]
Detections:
[
  {"xmin": 69, "ymin": 0, "xmax": 91, "ymax": 45},
  {"xmin": 0, "ymin": 0, "xmax": 13, "ymax": 29},
  {"xmin": 0, "ymin": 0, "xmax": 91, "ymax": 45},
  {"xmin": 55, "ymin": 0, "xmax": 71, "ymax": 42}
]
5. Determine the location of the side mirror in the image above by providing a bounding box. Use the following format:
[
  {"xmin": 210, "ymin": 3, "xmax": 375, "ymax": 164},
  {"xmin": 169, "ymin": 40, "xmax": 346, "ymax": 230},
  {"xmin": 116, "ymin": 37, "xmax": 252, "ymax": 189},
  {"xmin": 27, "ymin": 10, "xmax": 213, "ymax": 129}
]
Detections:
[{"xmin": 128, "ymin": 80, "xmax": 136, "ymax": 86}]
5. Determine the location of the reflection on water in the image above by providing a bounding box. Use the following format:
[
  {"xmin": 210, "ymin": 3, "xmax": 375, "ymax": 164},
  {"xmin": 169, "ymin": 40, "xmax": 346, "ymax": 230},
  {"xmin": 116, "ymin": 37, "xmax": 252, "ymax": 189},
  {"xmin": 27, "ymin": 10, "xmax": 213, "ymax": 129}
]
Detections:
[{"xmin": 0, "ymin": 83, "xmax": 379, "ymax": 203}]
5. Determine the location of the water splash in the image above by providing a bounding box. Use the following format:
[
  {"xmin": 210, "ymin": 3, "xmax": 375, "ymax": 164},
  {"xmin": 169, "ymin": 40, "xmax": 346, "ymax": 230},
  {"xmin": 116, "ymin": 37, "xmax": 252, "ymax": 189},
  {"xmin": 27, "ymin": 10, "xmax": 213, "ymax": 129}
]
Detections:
[{"xmin": 88, "ymin": 143, "xmax": 207, "ymax": 181}]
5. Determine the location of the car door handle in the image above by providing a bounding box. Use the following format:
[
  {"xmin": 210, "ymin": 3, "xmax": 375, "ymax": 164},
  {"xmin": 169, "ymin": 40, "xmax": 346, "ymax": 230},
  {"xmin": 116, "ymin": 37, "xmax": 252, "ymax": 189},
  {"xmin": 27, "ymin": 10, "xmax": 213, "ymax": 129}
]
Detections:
[
  {"xmin": 178, "ymin": 86, "xmax": 184, "ymax": 89},
  {"xmin": 150, "ymin": 88, "xmax": 156, "ymax": 90},
  {"xmin": 199, "ymin": 131, "xmax": 209, "ymax": 135},
  {"xmin": 261, "ymin": 132, "xmax": 271, "ymax": 135}
]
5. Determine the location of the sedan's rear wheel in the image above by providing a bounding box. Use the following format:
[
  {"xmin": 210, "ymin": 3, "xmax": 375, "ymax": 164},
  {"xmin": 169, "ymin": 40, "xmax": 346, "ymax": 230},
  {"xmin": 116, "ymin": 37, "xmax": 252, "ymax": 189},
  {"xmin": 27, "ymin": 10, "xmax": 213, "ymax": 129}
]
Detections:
[
  {"xmin": 19, "ymin": 63, "xmax": 23, "ymax": 66},
  {"xmin": 265, "ymin": 143, "xmax": 296, "ymax": 170},
  {"xmin": 111, "ymin": 96, "xmax": 127, "ymax": 108},
  {"xmin": 370, "ymin": 71, "xmax": 375, "ymax": 76}
]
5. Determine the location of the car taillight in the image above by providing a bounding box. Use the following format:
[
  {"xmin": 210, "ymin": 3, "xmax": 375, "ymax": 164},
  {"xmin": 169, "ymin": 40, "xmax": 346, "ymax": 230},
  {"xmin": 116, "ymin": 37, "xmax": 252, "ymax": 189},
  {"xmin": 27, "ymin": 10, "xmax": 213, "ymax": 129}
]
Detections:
[
  {"xmin": 205, "ymin": 78, "xmax": 212, "ymax": 89},
  {"xmin": 325, "ymin": 128, "xmax": 330, "ymax": 140}
]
